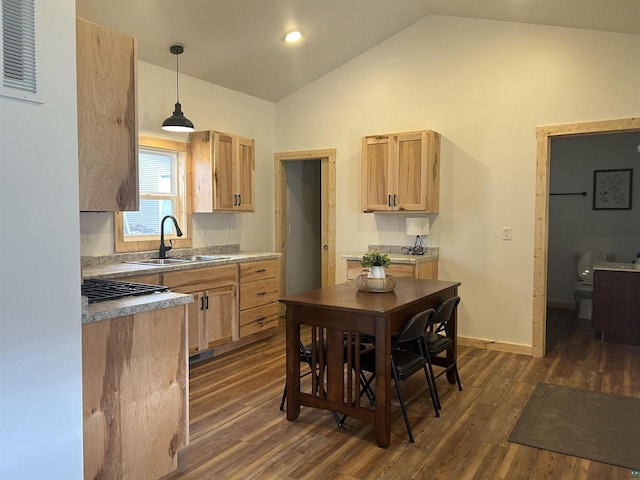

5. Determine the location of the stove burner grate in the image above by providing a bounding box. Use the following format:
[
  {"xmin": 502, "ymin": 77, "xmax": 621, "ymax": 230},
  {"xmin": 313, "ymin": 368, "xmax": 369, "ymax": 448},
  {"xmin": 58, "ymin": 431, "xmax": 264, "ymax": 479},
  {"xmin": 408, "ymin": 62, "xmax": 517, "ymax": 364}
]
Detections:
[{"xmin": 82, "ymin": 278, "xmax": 169, "ymax": 303}]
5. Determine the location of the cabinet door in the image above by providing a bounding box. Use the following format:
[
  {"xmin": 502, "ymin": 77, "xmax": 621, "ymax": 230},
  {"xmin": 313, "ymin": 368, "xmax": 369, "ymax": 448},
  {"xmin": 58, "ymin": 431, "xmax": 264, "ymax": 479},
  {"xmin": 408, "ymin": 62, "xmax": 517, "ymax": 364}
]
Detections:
[
  {"xmin": 235, "ymin": 136, "xmax": 255, "ymax": 211},
  {"xmin": 191, "ymin": 130, "xmax": 214, "ymax": 212},
  {"xmin": 204, "ymin": 285, "xmax": 237, "ymax": 347},
  {"xmin": 214, "ymin": 132, "xmax": 236, "ymax": 210},
  {"xmin": 396, "ymin": 130, "xmax": 440, "ymax": 212},
  {"xmin": 395, "ymin": 132, "xmax": 427, "ymax": 211},
  {"xmin": 76, "ymin": 18, "xmax": 138, "ymax": 212},
  {"xmin": 362, "ymin": 135, "xmax": 393, "ymax": 211},
  {"xmin": 189, "ymin": 291, "xmax": 206, "ymax": 353}
]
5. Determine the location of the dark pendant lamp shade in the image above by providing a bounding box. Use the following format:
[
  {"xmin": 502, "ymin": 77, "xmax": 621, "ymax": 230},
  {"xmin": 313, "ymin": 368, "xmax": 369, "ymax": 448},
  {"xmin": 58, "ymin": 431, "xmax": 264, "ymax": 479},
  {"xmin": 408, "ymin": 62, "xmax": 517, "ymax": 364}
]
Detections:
[{"xmin": 162, "ymin": 44, "xmax": 195, "ymax": 132}]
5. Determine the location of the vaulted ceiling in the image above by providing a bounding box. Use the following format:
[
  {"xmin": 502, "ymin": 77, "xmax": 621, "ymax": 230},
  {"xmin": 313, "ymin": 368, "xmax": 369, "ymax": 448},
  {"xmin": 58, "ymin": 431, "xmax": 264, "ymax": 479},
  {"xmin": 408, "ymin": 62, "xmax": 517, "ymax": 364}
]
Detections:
[{"xmin": 76, "ymin": 0, "xmax": 640, "ymax": 102}]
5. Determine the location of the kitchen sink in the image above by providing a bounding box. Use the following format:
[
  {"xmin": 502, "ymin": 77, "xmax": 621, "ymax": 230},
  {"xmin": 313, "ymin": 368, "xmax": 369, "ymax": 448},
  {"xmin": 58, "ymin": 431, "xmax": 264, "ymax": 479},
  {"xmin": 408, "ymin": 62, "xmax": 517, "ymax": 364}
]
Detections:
[
  {"xmin": 184, "ymin": 255, "xmax": 231, "ymax": 261},
  {"xmin": 125, "ymin": 255, "xmax": 231, "ymax": 266},
  {"xmin": 125, "ymin": 258, "xmax": 194, "ymax": 266}
]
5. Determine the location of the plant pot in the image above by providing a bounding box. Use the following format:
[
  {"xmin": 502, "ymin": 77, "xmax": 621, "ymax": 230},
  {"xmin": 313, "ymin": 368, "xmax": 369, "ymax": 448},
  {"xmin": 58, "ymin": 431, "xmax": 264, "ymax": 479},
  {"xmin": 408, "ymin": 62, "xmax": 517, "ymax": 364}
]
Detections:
[{"xmin": 367, "ymin": 266, "xmax": 386, "ymax": 278}]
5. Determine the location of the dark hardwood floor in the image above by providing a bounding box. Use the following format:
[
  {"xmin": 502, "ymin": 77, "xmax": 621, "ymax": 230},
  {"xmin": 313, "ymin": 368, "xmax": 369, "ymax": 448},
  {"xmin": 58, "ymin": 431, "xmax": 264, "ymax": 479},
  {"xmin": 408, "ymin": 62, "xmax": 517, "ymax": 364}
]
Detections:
[{"xmin": 162, "ymin": 308, "xmax": 640, "ymax": 479}]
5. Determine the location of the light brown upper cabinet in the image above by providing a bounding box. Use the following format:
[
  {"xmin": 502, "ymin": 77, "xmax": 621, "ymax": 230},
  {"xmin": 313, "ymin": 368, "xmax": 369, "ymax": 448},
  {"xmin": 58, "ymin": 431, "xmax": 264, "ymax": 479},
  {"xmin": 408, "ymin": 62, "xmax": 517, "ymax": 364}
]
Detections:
[
  {"xmin": 361, "ymin": 130, "xmax": 440, "ymax": 212},
  {"xmin": 190, "ymin": 130, "xmax": 255, "ymax": 212},
  {"xmin": 76, "ymin": 18, "xmax": 138, "ymax": 211}
]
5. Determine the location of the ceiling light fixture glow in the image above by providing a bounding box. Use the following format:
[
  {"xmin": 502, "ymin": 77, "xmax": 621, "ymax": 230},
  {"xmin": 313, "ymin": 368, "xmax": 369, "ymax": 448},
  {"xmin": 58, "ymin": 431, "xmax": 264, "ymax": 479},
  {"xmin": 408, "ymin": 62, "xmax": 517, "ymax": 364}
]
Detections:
[{"xmin": 285, "ymin": 31, "xmax": 302, "ymax": 43}]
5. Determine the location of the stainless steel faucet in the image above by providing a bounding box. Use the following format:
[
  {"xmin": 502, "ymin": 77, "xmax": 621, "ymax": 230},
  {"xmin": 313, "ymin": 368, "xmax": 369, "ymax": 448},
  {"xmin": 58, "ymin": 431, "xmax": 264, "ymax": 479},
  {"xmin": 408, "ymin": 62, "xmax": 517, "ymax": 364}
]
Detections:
[{"xmin": 158, "ymin": 215, "xmax": 183, "ymax": 259}]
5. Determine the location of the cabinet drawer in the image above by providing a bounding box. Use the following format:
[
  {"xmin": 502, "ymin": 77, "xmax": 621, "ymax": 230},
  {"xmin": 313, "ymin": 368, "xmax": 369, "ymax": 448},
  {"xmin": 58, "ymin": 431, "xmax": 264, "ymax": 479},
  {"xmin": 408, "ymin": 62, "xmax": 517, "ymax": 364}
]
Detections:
[
  {"xmin": 239, "ymin": 259, "xmax": 278, "ymax": 283},
  {"xmin": 240, "ymin": 277, "xmax": 279, "ymax": 310},
  {"xmin": 385, "ymin": 264, "xmax": 415, "ymax": 278},
  {"xmin": 163, "ymin": 264, "xmax": 237, "ymax": 291},
  {"xmin": 240, "ymin": 302, "xmax": 279, "ymax": 337},
  {"xmin": 347, "ymin": 261, "xmax": 414, "ymax": 280}
]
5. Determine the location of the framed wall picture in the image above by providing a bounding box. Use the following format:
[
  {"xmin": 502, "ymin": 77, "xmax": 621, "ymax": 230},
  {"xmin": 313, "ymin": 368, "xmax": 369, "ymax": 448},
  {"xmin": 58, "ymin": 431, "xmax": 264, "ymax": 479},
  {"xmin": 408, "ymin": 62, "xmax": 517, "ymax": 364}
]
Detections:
[{"xmin": 592, "ymin": 168, "xmax": 633, "ymax": 210}]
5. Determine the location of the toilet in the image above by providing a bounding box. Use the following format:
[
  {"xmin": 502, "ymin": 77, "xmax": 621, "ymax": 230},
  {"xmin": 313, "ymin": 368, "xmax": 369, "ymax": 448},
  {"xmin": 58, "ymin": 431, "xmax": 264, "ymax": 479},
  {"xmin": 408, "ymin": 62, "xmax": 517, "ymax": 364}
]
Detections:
[{"xmin": 574, "ymin": 249, "xmax": 609, "ymax": 320}]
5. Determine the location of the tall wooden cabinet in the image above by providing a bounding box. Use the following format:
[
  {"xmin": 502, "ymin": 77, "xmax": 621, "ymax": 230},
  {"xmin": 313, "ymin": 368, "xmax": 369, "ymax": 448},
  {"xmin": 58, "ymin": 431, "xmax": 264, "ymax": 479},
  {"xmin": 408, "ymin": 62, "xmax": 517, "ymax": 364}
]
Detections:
[
  {"xmin": 362, "ymin": 130, "xmax": 440, "ymax": 212},
  {"xmin": 76, "ymin": 18, "xmax": 138, "ymax": 211},
  {"xmin": 190, "ymin": 130, "xmax": 255, "ymax": 212},
  {"xmin": 163, "ymin": 265, "xmax": 238, "ymax": 355}
]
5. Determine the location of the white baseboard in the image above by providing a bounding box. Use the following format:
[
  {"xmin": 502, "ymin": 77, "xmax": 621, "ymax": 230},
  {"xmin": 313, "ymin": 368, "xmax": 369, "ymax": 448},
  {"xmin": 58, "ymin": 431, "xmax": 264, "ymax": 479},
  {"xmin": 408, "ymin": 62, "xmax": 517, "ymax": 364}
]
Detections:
[{"xmin": 458, "ymin": 336, "xmax": 532, "ymax": 356}]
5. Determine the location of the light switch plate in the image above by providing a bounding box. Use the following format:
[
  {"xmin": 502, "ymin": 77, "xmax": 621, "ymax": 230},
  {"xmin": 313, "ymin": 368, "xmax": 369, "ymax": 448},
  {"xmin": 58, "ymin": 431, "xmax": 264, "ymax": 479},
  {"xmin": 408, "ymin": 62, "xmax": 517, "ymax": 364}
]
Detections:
[{"xmin": 502, "ymin": 227, "xmax": 512, "ymax": 241}]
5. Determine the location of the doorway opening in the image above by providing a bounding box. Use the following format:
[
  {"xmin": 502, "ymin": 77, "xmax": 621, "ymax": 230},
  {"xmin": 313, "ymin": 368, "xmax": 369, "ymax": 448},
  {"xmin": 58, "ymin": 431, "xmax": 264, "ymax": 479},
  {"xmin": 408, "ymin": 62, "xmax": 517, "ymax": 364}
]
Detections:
[
  {"xmin": 532, "ymin": 117, "xmax": 640, "ymax": 357},
  {"xmin": 274, "ymin": 149, "xmax": 336, "ymax": 297}
]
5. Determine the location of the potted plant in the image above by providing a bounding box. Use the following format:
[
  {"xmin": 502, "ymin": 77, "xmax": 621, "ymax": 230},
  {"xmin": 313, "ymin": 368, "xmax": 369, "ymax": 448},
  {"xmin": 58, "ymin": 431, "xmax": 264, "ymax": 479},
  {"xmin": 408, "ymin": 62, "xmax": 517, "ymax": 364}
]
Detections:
[{"xmin": 361, "ymin": 251, "xmax": 390, "ymax": 278}]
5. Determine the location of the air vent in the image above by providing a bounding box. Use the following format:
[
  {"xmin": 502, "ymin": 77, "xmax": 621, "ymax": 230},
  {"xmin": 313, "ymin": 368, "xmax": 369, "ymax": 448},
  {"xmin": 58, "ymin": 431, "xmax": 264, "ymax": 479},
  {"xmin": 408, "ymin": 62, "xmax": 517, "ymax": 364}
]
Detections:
[{"xmin": 1, "ymin": 0, "xmax": 40, "ymax": 103}]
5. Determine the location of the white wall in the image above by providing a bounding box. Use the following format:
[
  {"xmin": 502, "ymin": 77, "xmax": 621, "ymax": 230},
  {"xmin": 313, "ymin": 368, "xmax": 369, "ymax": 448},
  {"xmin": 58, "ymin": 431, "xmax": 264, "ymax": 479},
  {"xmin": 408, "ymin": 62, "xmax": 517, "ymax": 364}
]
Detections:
[
  {"xmin": 275, "ymin": 16, "xmax": 640, "ymax": 347},
  {"xmin": 79, "ymin": 61, "xmax": 276, "ymax": 255},
  {"xmin": 0, "ymin": 1, "xmax": 83, "ymax": 478},
  {"xmin": 548, "ymin": 131, "xmax": 640, "ymax": 304}
]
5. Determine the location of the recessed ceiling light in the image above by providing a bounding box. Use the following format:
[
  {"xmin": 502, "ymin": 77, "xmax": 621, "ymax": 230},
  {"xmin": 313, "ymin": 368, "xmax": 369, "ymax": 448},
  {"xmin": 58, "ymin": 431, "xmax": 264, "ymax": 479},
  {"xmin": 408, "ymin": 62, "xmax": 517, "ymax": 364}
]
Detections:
[{"xmin": 284, "ymin": 31, "xmax": 302, "ymax": 43}]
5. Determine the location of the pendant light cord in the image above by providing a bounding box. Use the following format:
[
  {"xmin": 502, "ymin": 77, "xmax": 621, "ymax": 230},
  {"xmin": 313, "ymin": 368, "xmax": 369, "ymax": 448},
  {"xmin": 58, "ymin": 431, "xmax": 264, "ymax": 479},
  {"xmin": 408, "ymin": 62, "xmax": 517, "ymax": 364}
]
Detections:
[{"xmin": 175, "ymin": 53, "xmax": 180, "ymax": 103}]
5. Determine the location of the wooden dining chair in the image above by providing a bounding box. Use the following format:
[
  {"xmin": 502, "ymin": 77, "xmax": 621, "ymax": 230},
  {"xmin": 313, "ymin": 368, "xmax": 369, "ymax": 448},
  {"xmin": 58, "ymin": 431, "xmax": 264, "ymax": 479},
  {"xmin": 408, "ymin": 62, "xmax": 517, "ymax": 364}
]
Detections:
[{"xmin": 358, "ymin": 309, "xmax": 439, "ymax": 443}]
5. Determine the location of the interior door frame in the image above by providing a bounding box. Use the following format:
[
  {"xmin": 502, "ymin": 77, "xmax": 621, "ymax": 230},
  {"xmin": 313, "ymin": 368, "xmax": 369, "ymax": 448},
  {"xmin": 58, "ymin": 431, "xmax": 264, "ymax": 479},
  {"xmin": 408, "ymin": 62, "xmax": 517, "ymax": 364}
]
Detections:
[
  {"xmin": 532, "ymin": 116, "xmax": 640, "ymax": 357},
  {"xmin": 274, "ymin": 149, "xmax": 336, "ymax": 297}
]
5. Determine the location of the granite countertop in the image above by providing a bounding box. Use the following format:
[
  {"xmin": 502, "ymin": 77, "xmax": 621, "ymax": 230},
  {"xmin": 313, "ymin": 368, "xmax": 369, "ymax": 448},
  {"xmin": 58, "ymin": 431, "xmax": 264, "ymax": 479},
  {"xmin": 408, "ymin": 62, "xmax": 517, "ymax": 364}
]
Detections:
[
  {"xmin": 342, "ymin": 245, "xmax": 439, "ymax": 264},
  {"xmin": 81, "ymin": 246, "xmax": 280, "ymax": 323},
  {"xmin": 82, "ymin": 291, "xmax": 194, "ymax": 324},
  {"xmin": 594, "ymin": 262, "xmax": 640, "ymax": 273},
  {"xmin": 82, "ymin": 246, "xmax": 280, "ymax": 280}
]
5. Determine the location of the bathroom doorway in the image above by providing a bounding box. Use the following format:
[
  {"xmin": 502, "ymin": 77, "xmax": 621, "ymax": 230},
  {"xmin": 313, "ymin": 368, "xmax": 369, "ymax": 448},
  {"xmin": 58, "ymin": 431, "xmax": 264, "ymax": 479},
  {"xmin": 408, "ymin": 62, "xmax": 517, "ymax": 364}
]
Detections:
[{"xmin": 532, "ymin": 117, "xmax": 640, "ymax": 357}]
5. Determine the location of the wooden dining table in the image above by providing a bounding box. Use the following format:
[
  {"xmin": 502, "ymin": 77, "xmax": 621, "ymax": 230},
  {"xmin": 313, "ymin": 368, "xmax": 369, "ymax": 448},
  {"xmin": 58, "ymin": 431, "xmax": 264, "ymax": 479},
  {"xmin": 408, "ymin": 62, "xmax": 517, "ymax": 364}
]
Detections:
[{"xmin": 279, "ymin": 277, "xmax": 461, "ymax": 448}]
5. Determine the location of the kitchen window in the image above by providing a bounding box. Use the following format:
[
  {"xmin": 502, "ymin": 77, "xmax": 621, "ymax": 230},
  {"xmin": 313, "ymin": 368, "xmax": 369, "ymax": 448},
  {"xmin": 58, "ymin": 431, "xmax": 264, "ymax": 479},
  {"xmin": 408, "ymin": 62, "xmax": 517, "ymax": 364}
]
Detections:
[{"xmin": 114, "ymin": 136, "xmax": 192, "ymax": 252}]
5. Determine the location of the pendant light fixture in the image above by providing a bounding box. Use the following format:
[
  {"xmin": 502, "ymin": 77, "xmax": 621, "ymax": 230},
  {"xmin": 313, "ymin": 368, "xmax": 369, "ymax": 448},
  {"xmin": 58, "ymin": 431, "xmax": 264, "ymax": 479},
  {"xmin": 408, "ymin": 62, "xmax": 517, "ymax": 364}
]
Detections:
[{"xmin": 162, "ymin": 44, "xmax": 195, "ymax": 132}]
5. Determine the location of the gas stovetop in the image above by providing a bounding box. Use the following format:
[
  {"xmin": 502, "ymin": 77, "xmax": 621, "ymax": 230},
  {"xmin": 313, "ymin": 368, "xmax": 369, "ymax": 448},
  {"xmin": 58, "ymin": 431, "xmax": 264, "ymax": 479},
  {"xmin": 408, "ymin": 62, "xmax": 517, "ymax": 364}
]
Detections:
[{"xmin": 81, "ymin": 278, "xmax": 169, "ymax": 303}]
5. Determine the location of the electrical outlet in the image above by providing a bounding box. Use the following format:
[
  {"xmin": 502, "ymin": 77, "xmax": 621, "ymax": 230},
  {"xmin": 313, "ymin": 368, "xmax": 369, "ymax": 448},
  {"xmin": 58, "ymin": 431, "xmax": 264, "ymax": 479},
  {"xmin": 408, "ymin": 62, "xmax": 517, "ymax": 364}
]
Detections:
[
  {"xmin": 81, "ymin": 229, "xmax": 91, "ymax": 244},
  {"xmin": 288, "ymin": 225, "xmax": 294, "ymax": 235},
  {"xmin": 226, "ymin": 225, "xmax": 232, "ymax": 236},
  {"xmin": 502, "ymin": 227, "xmax": 512, "ymax": 241}
]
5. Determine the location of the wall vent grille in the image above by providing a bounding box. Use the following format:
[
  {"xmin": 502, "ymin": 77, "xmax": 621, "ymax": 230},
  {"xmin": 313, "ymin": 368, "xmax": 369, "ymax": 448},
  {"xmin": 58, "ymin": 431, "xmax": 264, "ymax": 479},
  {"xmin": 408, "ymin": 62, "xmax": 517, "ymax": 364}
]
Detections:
[{"xmin": 1, "ymin": 0, "xmax": 40, "ymax": 103}]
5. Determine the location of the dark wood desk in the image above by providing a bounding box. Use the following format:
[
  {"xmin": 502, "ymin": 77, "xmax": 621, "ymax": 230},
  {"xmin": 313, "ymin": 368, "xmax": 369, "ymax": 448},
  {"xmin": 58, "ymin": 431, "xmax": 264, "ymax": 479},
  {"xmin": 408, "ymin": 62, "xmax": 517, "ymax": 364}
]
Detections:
[{"xmin": 279, "ymin": 277, "xmax": 461, "ymax": 447}]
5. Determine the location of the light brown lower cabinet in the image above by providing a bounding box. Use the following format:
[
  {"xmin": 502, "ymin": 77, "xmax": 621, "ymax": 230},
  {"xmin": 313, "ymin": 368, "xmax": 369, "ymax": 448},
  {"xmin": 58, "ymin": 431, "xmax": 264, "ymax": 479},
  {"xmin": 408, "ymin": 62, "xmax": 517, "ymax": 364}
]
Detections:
[
  {"xmin": 239, "ymin": 259, "xmax": 280, "ymax": 337},
  {"xmin": 82, "ymin": 304, "xmax": 188, "ymax": 480},
  {"xmin": 346, "ymin": 259, "xmax": 438, "ymax": 280},
  {"xmin": 111, "ymin": 259, "xmax": 281, "ymax": 358},
  {"xmin": 162, "ymin": 264, "xmax": 238, "ymax": 355}
]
